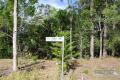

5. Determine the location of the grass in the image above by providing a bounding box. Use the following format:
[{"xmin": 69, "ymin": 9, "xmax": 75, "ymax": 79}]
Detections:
[
  {"xmin": 0, "ymin": 69, "xmax": 59, "ymax": 80},
  {"xmin": 0, "ymin": 59, "xmax": 12, "ymax": 72},
  {"xmin": 0, "ymin": 57, "xmax": 120, "ymax": 80},
  {"xmin": 0, "ymin": 59, "xmax": 60, "ymax": 80},
  {"xmin": 72, "ymin": 57, "xmax": 120, "ymax": 80}
]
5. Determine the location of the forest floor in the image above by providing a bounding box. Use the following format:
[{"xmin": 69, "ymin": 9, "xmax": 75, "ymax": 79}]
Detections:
[{"xmin": 0, "ymin": 57, "xmax": 120, "ymax": 80}]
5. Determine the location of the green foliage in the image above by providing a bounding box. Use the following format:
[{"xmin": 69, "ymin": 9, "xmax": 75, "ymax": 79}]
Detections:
[
  {"xmin": 24, "ymin": 52, "xmax": 32, "ymax": 59},
  {"xmin": 103, "ymin": 5, "xmax": 118, "ymax": 23},
  {"xmin": 0, "ymin": 0, "xmax": 120, "ymax": 59},
  {"xmin": 25, "ymin": 6, "xmax": 35, "ymax": 16},
  {"xmin": 32, "ymin": 55, "xmax": 38, "ymax": 62},
  {"xmin": 52, "ymin": 31, "xmax": 70, "ymax": 60},
  {"xmin": 52, "ymin": 31, "xmax": 78, "ymax": 71}
]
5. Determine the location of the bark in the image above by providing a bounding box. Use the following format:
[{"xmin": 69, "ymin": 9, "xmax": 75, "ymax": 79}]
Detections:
[
  {"xmin": 100, "ymin": 31, "xmax": 103, "ymax": 58},
  {"xmin": 79, "ymin": 32, "xmax": 83, "ymax": 59},
  {"xmin": 90, "ymin": 0, "xmax": 94, "ymax": 59},
  {"xmin": 70, "ymin": 26, "xmax": 72, "ymax": 58},
  {"xmin": 69, "ymin": 7, "xmax": 72, "ymax": 58},
  {"xmin": 67, "ymin": 0, "xmax": 73, "ymax": 58},
  {"xmin": 90, "ymin": 29, "xmax": 94, "ymax": 59},
  {"xmin": 13, "ymin": 0, "xmax": 17, "ymax": 71},
  {"xmin": 112, "ymin": 24, "xmax": 115, "ymax": 56},
  {"xmin": 113, "ymin": 23, "xmax": 115, "ymax": 30},
  {"xmin": 103, "ymin": 23, "xmax": 107, "ymax": 58},
  {"xmin": 99, "ymin": 17, "xmax": 103, "ymax": 59},
  {"xmin": 112, "ymin": 49, "xmax": 115, "ymax": 57}
]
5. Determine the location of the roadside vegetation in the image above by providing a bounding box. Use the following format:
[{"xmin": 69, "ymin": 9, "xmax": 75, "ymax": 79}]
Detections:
[{"xmin": 0, "ymin": 0, "xmax": 120, "ymax": 80}]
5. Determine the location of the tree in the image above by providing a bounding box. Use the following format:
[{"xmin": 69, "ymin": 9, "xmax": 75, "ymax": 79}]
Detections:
[
  {"xmin": 99, "ymin": 16, "xmax": 103, "ymax": 59},
  {"xmin": 67, "ymin": 0, "xmax": 73, "ymax": 58},
  {"xmin": 74, "ymin": 0, "xmax": 93, "ymax": 59},
  {"xmin": 102, "ymin": 0, "xmax": 120, "ymax": 57},
  {"xmin": 90, "ymin": 0, "xmax": 94, "ymax": 59},
  {"xmin": 13, "ymin": 0, "xmax": 17, "ymax": 71}
]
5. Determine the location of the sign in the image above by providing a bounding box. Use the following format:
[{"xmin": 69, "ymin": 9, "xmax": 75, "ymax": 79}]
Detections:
[
  {"xmin": 46, "ymin": 36, "xmax": 64, "ymax": 80},
  {"xmin": 46, "ymin": 37, "xmax": 64, "ymax": 42}
]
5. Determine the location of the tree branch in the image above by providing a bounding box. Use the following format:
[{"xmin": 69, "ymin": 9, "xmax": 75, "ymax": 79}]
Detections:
[{"xmin": 0, "ymin": 31, "xmax": 12, "ymax": 38}]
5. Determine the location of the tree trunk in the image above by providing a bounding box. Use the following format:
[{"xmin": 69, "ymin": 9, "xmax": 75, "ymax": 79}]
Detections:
[
  {"xmin": 100, "ymin": 31, "xmax": 103, "ymax": 58},
  {"xmin": 112, "ymin": 49, "xmax": 115, "ymax": 56},
  {"xmin": 103, "ymin": 23, "xmax": 107, "ymax": 58},
  {"xmin": 79, "ymin": 32, "xmax": 83, "ymax": 59},
  {"xmin": 112, "ymin": 23, "xmax": 115, "ymax": 56},
  {"xmin": 13, "ymin": 0, "xmax": 17, "ymax": 71},
  {"xmin": 90, "ymin": 0, "xmax": 94, "ymax": 59},
  {"xmin": 90, "ymin": 29, "xmax": 94, "ymax": 59},
  {"xmin": 70, "ymin": 26, "xmax": 72, "ymax": 58},
  {"xmin": 70, "ymin": 27, "xmax": 72, "ymax": 58},
  {"xmin": 99, "ymin": 17, "xmax": 103, "ymax": 59},
  {"xmin": 70, "ymin": 6, "xmax": 72, "ymax": 58},
  {"xmin": 68, "ymin": 0, "xmax": 73, "ymax": 58},
  {"xmin": 113, "ymin": 23, "xmax": 115, "ymax": 30}
]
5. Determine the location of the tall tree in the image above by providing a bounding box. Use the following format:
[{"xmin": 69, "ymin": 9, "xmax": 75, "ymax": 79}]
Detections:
[
  {"xmin": 67, "ymin": 0, "xmax": 73, "ymax": 58},
  {"xmin": 90, "ymin": 0, "xmax": 94, "ymax": 59},
  {"xmin": 99, "ymin": 16, "xmax": 103, "ymax": 58},
  {"xmin": 13, "ymin": 0, "xmax": 17, "ymax": 71}
]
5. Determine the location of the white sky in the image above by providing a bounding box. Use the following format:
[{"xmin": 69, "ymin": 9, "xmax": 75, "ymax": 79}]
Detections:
[{"xmin": 38, "ymin": 0, "xmax": 68, "ymax": 9}]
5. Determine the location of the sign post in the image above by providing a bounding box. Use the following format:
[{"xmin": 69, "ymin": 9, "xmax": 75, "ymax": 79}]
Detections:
[
  {"xmin": 61, "ymin": 37, "xmax": 64, "ymax": 80},
  {"xmin": 46, "ymin": 36, "xmax": 64, "ymax": 80}
]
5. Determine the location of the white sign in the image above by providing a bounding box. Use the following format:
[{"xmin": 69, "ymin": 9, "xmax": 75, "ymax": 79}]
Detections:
[{"xmin": 46, "ymin": 37, "xmax": 64, "ymax": 42}]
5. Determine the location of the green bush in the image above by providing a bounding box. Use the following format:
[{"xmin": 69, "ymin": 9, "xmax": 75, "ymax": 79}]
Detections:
[
  {"xmin": 32, "ymin": 55, "xmax": 38, "ymax": 62},
  {"xmin": 52, "ymin": 31, "xmax": 78, "ymax": 71}
]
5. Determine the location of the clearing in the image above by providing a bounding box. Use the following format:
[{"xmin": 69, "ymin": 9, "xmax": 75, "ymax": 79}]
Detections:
[{"xmin": 0, "ymin": 58, "xmax": 120, "ymax": 80}]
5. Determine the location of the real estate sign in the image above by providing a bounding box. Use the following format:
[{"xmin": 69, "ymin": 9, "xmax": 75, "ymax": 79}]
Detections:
[{"xmin": 46, "ymin": 37, "xmax": 64, "ymax": 42}]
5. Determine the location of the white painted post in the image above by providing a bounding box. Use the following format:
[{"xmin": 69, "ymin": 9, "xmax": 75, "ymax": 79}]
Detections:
[{"xmin": 61, "ymin": 36, "xmax": 64, "ymax": 80}]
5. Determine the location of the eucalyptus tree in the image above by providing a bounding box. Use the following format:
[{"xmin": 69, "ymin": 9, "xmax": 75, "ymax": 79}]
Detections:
[
  {"xmin": 72, "ymin": 0, "xmax": 93, "ymax": 59},
  {"xmin": 60, "ymin": 0, "xmax": 74, "ymax": 58},
  {"xmin": 66, "ymin": 0, "xmax": 73, "ymax": 58},
  {"xmin": 13, "ymin": 0, "xmax": 17, "ymax": 71},
  {"xmin": 74, "ymin": 1, "xmax": 83, "ymax": 58},
  {"xmin": 90, "ymin": 0, "xmax": 95, "ymax": 59},
  {"xmin": 13, "ymin": 0, "xmax": 37, "ymax": 71},
  {"xmin": 92, "ymin": 0, "xmax": 105, "ymax": 58},
  {"xmin": 96, "ymin": 15, "xmax": 103, "ymax": 59},
  {"xmin": 78, "ymin": 0, "xmax": 95, "ymax": 59},
  {"xmin": 102, "ymin": 0, "xmax": 120, "ymax": 57}
]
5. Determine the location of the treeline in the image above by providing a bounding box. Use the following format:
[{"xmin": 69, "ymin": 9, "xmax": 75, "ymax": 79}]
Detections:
[{"xmin": 0, "ymin": 0, "xmax": 120, "ymax": 59}]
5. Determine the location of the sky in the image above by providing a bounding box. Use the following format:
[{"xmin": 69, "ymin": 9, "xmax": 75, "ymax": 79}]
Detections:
[{"xmin": 38, "ymin": 0, "xmax": 77, "ymax": 9}]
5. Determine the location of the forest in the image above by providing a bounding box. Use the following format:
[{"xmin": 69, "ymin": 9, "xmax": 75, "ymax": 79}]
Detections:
[{"xmin": 0, "ymin": 0, "xmax": 120, "ymax": 80}]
